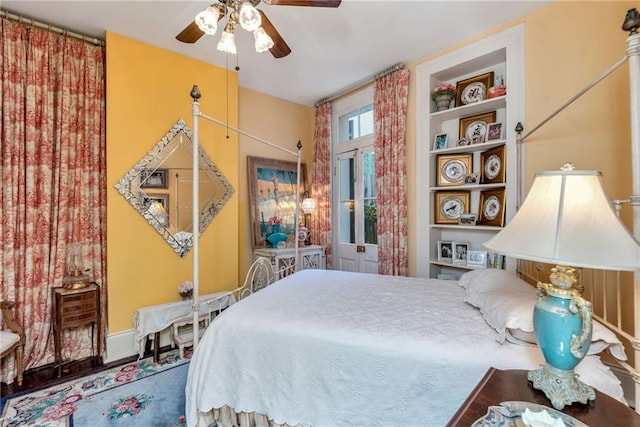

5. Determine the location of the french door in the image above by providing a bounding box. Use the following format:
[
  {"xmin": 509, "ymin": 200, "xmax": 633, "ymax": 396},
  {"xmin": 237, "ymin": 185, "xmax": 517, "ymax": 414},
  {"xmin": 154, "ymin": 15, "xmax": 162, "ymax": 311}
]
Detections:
[{"xmin": 333, "ymin": 146, "xmax": 378, "ymax": 273}]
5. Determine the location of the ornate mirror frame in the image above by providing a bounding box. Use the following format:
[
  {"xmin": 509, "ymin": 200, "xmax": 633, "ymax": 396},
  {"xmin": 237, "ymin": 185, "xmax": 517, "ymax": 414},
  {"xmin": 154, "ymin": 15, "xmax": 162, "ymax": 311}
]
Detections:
[{"xmin": 115, "ymin": 119, "xmax": 234, "ymax": 256}]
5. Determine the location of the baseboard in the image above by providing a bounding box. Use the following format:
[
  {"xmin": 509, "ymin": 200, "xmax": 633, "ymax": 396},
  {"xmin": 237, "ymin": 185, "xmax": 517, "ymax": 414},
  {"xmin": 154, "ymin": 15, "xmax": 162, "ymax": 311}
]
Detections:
[{"xmin": 104, "ymin": 328, "xmax": 176, "ymax": 364}]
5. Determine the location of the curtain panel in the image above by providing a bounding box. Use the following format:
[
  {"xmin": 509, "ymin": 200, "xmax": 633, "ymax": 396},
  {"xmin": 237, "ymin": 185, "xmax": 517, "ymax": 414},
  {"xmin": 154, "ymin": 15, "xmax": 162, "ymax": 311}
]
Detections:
[
  {"xmin": 374, "ymin": 68, "xmax": 409, "ymax": 276},
  {"xmin": 0, "ymin": 17, "xmax": 106, "ymax": 384},
  {"xmin": 311, "ymin": 103, "xmax": 332, "ymax": 269}
]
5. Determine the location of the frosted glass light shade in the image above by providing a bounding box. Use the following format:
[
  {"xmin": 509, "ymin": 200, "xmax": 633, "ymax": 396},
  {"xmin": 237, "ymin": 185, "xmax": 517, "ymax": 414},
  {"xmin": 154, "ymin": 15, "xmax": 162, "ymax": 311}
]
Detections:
[
  {"xmin": 239, "ymin": 2, "xmax": 262, "ymax": 32},
  {"xmin": 217, "ymin": 28, "xmax": 237, "ymax": 54},
  {"xmin": 195, "ymin": 6, "xmax": 219, "ymax": 36},
  {"xmin": 253, "ymin": 27, "xmax": 274, "ymax": 53},
  {"xmin": 301, "ymin": 197, "xmax": 317, "ymax": 215},
  {"xmin": 484, "ymin": 169, "xmax": 640, "ymax": 271}
]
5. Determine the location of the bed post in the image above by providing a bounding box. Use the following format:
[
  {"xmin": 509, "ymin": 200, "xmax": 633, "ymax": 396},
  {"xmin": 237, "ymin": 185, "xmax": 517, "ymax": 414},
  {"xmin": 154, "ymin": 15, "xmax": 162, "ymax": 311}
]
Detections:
[
  {"xmin": 191, "ymin": 85, "xmax": 202, "ymax": 349},
  {"xmin": 622, "ymin": 8, "xmax": 640, "ymax": 414}
]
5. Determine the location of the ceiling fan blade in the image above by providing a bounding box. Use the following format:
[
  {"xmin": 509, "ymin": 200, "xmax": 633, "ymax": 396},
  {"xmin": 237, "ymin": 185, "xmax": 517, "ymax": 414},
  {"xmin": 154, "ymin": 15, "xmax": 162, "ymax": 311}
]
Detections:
[
  {"xmin": 176, "ymin": 21, "xmax": 204, "ymax": 44},
  {"xmin": 265, "ymin": 0, "xmax": 341, "ymax": 6},
  {"xmin": 259, "ymin": 10, "xmax": 291, "ymax": 59}
]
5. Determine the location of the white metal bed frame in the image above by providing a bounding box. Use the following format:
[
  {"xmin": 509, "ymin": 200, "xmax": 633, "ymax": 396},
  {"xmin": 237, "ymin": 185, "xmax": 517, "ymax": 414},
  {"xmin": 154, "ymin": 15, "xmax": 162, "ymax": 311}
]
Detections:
[
  {"xmin": 187, "ymin": 84, "xmax": 303, "ymax": 351},
  {"xmin": 517, "ymin": 14, "xmax": 640, "ymax": 412}
]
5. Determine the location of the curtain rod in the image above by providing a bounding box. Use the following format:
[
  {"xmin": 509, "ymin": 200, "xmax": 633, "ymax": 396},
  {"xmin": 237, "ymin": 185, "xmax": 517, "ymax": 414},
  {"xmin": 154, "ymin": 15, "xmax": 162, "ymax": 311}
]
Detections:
[
  {"xmin": 315, "ymin": 63, "xmax": 405, "ymax": 107},
  {"xmin": 0, "ymin": 9, "xmax": 105, "ymax": 47}
]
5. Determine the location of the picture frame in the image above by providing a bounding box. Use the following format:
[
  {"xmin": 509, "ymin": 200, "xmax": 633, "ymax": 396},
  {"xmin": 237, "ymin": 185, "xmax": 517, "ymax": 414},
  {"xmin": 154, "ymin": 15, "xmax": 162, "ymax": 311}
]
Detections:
[
  {"xmin": 459, "ymin": 213, "xmax": 477, "ymax": 225},
  {"xmin": 477, "ymin": 188, "xmax": 506, "ymax": 227},
  {"xmin": 487, "ymin": 122, "xmax": 503, "ymax": 141},
  {"xmin": 248, "ymin": 156, "xmax": 307, "ymax": 248},
  {"xmin": 433, "ymin": 133, "xmax": 448, "ymax": 150},
  {"xmin": 459, "ymin": 111, "xmax": 497, "ymax": 140},
  {"xmin": 463, "ymin": 173, "xmax": 479, "ymax": 185},
  {"xmin": 480, "ymin": 144, "xmax": 506, "ymax": 184},
  {"xmin": 467, "ymin": 250, "xmax": 488, "ymax": 268},
  {"xmin": 434, "ymin": 191, "xmax": 470, "ymax": 224},
  {"xmin": 456, "ymin": 137, "xmax": 469, "ymax": 147},
  {"xmin": 139, "ymin": 168, "xmax": 168, "ymax": 189},
  {"xmin": 142, "ymin": 193, "xmax": 170, "ymax": 227},
  {"xmin": 436, "ymin": 153, "xmax": 473, "ymax": 187},
  {"xmin": 437, "ymin": 240, "xmax": 453, "ymax": 262},
  {"xmin": 452, "ymin": 241, "xmax": 470, "ymax": 265},
  {"xmin": 455, "ymin": 71, "xmax": 494, "ymax": 107}
]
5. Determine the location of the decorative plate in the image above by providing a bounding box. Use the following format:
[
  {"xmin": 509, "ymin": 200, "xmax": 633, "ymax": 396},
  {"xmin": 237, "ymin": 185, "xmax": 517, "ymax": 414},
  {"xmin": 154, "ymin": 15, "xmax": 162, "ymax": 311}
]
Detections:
[
  {"xmin": 484, "ymin": 154, "xmax": 502, "ymax": 180},
  {"xmin": 461, "ymin": 81, "xmax": 486, "ymax": 104},
  {"xmin": 472, "ymin": 401, "xmax": 586, "ymax": 427},
  {"xmin": 483, "ymin": 195, "xmax": 501, "ymax": 220},
  {"xmin": 465, "ymin": 120, "xmax": 489, "ymax": 140},
  {"xmin": 440, "ymin": 196, "xmax": 465, "ymax": 219},
  {"xmin": 442, "ymin": 159, "xmax": 467, "ymax": 183}
]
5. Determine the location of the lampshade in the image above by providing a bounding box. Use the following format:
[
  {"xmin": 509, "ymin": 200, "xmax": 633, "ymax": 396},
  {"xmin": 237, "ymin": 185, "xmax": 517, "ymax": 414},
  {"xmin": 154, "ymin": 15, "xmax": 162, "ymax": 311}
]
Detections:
[
  {"xmin": 484, "ymin": 168, "xmax": 640, "ymax": 271},
  {"xmin": 217, "ymin": 24, "xmax": 237, "ymax": 55},
  {"xmin": 254, "ymin": 27, "xmax": 274, "ymax": 53},
  {"xmin": 239, "ymin": 1, "xmax": 262, "ymax": 32},
  {"xmin": 301, "ymin": 197, "xmax": 317, "ymax": 215},
  {"xmin": 195, "ymin": 6, "xmax": 219, "ymax": 36}
]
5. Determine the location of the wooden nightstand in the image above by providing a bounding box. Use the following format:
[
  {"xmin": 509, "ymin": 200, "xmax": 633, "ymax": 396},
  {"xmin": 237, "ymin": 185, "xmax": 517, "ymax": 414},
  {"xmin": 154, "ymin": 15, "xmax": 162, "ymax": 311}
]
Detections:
[
  {"xmin": 52, "ymin": 283, "xmax": 101, "ymax": 375},
  {"xmin": 447, "ymin": 368, "xmax": 640, "ymax": 426}
]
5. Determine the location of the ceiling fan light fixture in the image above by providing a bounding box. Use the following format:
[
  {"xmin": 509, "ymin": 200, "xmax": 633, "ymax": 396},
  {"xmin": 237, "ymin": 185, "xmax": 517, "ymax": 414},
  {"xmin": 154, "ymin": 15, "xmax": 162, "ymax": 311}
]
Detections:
[
  {"xmin": 239, "ymin": 1, "xmax": 262, "ymax": 32},
  {"xmin": 195, "ymin": 6, "xmax": 220, "ymax": 36},
  {"xmin": 253, "ymin": 27, "xmax": 274, "ymax": 53},
  {"xmin": 217, "ymin": 24, "xmax": 237, "ymax": 55}
]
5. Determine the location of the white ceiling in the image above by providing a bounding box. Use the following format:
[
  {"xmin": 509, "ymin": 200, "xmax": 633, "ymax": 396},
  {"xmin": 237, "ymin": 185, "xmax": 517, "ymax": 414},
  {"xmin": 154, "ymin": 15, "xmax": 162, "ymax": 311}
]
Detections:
[{"xmin": 1, "ymin": 0, "xmax": 549, "ymax": 107}]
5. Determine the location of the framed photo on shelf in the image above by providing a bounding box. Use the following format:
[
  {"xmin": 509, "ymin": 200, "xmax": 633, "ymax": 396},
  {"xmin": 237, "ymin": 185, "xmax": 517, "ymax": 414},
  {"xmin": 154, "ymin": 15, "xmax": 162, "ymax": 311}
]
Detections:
[
  {"xmin": 480, "ymin": 144, "xmax": 506, "ymax": 184},
  {"xmin": 452, "ymin": 241, "xmax": 470, "ymax": 265},
  {"xmin": 437, "ymin": 153, "xmax": 473, "ymax": 187},
  {"xmin": 455, "ymin": 71, "xmax": 494, "ymax": 107},
  {"xmin": 477, "ymin": 188, "xmax": 506, "ymax": 227},
  {"xmin": 437, "ymin": 240, "xmax": 453, "ymax": 262},
  {"xmin": 457, "ymin": 137, "xmax": 469, "ymax": 147},
  {"xmin": 459, "ymin": 213, "xmax": 477, "ymax": 225},
  {"xmin": 434, "ymin": 191, "xmax": 470, "ymax": 224},
  {"xmin": 467, "ymin": 250, "xmax": 488, "ymax": 268},
  {"xmin": 433, "ymin": 133, "xmax": 448, "ymax": 150},
  {"xmin": 139, "ymin": 168, "xmax": 168, "ymax": 189},
  {"xmin": 463, "ymin": 172, "xmax": 480, "ymax": 185},
  {"xmin": 487, "ymin": 122, "xmax": 503, "ymax": 141},
  {"xmin": 459, "ymin": 111, "xmax": 497, "ymax": 140}
]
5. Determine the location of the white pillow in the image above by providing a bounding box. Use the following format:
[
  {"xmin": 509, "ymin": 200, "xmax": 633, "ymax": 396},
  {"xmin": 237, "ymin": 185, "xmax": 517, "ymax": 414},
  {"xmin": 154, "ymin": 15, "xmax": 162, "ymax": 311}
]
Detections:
[{"xmin": 459, "ymin": 269, "xmax": 628, "ymax": 360}]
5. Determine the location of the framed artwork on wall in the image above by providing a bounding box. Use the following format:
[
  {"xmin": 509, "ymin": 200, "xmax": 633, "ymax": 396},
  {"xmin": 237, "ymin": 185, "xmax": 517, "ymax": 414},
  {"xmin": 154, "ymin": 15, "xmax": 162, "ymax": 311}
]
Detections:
[
  {"xmin": 139, "ymin": 168, "xmax": 169, "ymax": 189},
  {"xmin": 480, "ymin": 144, "xmax": 506, "ymax": 184},
  {"xmin": 248, "ymin": 156, "xmax": 307, "ymax": 248},
  {"xmin": 455, "ymin": 71, "xmax": 494, "ymax": 106},
  {"xmin": 459, "ymin": 111, "xmax": 497, "ymax": 141},
  {"xmin": 437, "ymin": 153, "xmax": 473, "ymax": 187},
  {"xmin": 477, "ymin": 188, "xmax": 506, "ymax": 227},
  {"xmin": 434, "ymin": 191, "xmax": 470, "ymax": 224}
]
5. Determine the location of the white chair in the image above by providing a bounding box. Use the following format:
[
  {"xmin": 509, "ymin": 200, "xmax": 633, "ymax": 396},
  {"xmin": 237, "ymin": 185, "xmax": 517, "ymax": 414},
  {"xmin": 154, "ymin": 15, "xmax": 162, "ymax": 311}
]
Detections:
[{"xmin": 1, "ymin": 301, "xmax": 25, "ymax": 386}]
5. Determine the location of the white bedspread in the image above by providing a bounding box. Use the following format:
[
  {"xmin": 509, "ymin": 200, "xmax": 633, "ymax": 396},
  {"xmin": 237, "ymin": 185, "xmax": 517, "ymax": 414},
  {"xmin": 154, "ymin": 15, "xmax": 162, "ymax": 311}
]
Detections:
[{"xmin": 185, "ymin": 270, "xmax": 623, "ymax": 427}]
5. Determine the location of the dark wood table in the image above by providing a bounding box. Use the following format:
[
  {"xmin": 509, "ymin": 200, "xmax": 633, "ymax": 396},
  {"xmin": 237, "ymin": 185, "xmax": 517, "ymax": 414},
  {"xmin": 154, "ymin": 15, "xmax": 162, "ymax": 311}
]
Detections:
[{"xmin": 447, "ymin": 368, "xmax": 640, "ymax": 426}]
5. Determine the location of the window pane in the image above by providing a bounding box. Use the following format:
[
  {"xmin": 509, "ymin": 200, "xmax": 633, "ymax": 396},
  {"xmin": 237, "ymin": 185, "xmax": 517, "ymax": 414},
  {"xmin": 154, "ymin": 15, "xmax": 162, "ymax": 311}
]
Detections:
[
  {"xmin": 338, "ymin": 109, "xmax": 358, "ymax": 143},
  {"xmin": 362, "ymin": 150, "xmax": 377, "ymax": 244},
  {"xmin": 339, "ymin": 157, "xmax": 355, "ymax": 244},
  {"xmin": 359, "ymin": 104, "xmax": 374, "ymax": 137}
]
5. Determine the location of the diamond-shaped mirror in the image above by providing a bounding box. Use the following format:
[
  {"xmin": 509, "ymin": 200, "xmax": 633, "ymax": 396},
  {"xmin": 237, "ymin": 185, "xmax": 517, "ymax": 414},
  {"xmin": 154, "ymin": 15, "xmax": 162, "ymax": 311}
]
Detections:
[{"xmin": 115, "ymin": 119, "xmax": 234, "ymax": 256}]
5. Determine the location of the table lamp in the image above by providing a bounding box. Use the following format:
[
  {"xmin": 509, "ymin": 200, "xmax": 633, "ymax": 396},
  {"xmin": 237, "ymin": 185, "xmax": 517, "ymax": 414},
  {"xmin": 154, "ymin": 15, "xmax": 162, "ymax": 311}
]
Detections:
[{"xmin": 483, "ymin": 164, "xmax": 640, "ymax": 409}]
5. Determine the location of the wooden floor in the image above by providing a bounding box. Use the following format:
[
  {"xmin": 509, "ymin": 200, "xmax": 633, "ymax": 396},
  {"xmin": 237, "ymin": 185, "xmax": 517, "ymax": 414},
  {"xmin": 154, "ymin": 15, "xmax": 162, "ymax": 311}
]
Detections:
[{"xmin": 1, "ymin": 354, "xmax": 136, "ymax": 399}]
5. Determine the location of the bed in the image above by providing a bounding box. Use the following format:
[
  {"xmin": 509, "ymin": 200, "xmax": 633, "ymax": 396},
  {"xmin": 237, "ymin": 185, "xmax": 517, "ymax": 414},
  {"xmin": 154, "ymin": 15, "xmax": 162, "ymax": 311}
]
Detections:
[{"xmin": 185, "ymin": 269, "xmax": 627, "ymax": 427}]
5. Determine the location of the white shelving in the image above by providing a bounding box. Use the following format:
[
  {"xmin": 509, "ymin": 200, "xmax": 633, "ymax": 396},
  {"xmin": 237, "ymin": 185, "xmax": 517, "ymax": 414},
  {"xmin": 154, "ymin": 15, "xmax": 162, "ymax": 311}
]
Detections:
[{"xmin": 415, "ymin": 25, "xmax": 525, "ymax": 279}]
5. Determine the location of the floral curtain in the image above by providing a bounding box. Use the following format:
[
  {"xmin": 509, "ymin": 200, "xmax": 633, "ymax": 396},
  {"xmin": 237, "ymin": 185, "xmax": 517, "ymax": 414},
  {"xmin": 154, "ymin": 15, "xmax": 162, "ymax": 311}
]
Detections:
[
  {"xmin": 0, "ymin": 17, "xmax": 106, "ymax": 384},
  {"xmin": 310, "ymin": 103, "xmax": 333, "ymax": 269},
  {"xmin": 374, "ymin": 68, "xmax": 409, "ymax": 276}
]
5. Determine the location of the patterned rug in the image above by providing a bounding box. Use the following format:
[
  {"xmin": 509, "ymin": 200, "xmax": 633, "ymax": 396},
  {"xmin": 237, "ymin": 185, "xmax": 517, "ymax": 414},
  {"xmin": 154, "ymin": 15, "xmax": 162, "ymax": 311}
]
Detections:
[{"xmin": 1, "ymin": 351, "xmax": 190, "ymax": 426}]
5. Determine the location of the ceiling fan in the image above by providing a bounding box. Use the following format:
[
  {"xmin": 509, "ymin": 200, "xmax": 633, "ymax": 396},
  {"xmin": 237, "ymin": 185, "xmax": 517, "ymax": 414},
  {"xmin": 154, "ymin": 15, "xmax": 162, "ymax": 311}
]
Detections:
[{"xmin": 176, "ymin": 0, "xmax": 341, "ymax": 59}]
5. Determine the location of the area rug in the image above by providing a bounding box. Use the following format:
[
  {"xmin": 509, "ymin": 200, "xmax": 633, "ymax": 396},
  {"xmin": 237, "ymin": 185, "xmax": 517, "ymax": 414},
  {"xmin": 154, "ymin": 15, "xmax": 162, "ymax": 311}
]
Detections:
[{"xmin": 1, "ymin": 351, "xmax": 190, "ymax": 427}]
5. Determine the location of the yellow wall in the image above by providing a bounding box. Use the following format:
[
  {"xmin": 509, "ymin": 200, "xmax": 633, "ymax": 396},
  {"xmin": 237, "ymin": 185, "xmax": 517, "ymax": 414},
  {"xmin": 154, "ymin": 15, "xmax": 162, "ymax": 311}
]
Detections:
[
  {"xmin": 106, "ymin": 32, "xmax": 239, "ymax": 333},
  {"xmin": 237, "ymin": 88, "xmax": 315, "ymax": 275}
]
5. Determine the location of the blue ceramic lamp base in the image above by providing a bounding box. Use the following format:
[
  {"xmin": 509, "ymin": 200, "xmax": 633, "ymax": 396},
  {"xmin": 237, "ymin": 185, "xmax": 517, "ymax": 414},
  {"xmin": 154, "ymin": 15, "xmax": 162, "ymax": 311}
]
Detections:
[{"xmin": 528, "ymin": 363, "xmax": 595, "ymax": 410}]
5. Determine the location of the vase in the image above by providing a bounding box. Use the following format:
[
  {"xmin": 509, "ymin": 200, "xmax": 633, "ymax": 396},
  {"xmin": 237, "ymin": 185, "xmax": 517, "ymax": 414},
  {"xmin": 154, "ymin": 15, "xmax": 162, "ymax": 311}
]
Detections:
[{"xmin": 434, "ymin": 93, "xmax": 454, "ymax": 111}]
